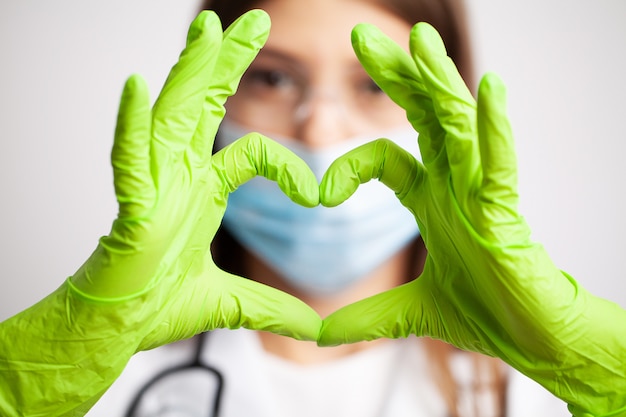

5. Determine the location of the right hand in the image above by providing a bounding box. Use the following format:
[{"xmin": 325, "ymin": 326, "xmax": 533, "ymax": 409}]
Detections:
[
  {"xmin": 0, "ymin": 10, "xmax": 321, "ymax": 416},
  {"xmin": 318, "ymin": 22, "xmax": 626, "ymax": 417}
]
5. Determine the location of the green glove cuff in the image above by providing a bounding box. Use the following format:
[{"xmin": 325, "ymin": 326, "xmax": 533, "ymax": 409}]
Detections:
[
  {"xmin": 0, "ymin": 283, "xmax": 145, "ymax": 416},
  {"xmin": 67, "ymin": 273, "xmax": 153, "ymax": 303},
  {"xmin": 569, "ymin": 403, "xmax": 626, "ymax": 417}
]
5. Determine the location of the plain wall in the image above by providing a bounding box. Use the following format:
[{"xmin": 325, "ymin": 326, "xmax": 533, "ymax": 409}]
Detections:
[{"xmin": 0, "ymin": 0, "xmax": 625, "ymax": 322}]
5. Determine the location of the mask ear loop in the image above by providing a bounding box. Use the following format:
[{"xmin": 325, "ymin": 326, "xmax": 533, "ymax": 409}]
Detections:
[{"xmin": 124, "ymin": 332, "xmax": 224, "ymax": 417}]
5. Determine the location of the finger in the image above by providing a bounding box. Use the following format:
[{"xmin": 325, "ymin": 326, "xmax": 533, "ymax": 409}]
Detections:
[
  {"xmin": 191, "ymin": 10, "xmax": 271, "ymax": 162},
  {"xmin": 410, "ymin": 23, "xmax": 480, "ymax": 198},
  {"xmin": 111, "ymin": 74, "xmax": 154, "ymax": 218},
  {"xmin": 318, "ymin": 282, "xmax": 418, "ymax": 346},
  {"xmin": 477, "ymin": 74, "xmax": 518, "ymax": 210},
  {"xmin": 476, "ymin": 73, "xmax": 528, "ymax": 243},
  {"xmin": 212, "ymin": 9, "xmax": 270, "ymax": 103},
  {"xmin": 350, "ymin": 24, "xmax": 425, "ymax": 116},
  {"xmin": 350, "ymin": 23, "xmax": 446, "ymax": 177},
  {"xmin": 151, "ymin": 11, "xmax": 223, "ymax": 154},
  {"xmin": 213, "ymin": 133, "xmax": 319, "ymax": 207},
  {"xmin": 320, "ymin": 139, "xmax": 421, "ymax": 207},
  {"xmin": 214, "ymin": 271, "xmax": 322, "ymax": 341}
]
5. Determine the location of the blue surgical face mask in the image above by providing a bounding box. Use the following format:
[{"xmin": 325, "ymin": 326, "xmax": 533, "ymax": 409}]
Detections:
[{"xmin": 216, "ymin": 120, "xmax": 420, "ymax": 296}]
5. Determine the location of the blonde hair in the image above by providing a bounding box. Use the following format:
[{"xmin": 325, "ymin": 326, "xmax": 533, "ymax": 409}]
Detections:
[{"xmin": 423, "ymin": 338, "xmax": 508, "ymax": 417}]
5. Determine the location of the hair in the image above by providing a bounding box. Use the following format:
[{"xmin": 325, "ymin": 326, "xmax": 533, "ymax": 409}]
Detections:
[
  {"xmin": 202, "ymin": 0, "xmax": 475, "ymax": 90},
  {"xmin": 202, "ymin": 0, "xmax": 505, "ymax": 415}
]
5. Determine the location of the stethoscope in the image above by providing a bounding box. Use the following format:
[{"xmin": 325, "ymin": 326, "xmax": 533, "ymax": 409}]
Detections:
[{"xmin": 124, "ymin": 332, "xmax": 224, "ymax": 417}]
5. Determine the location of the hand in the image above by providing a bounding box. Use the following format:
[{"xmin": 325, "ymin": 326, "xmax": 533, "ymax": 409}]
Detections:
[
  {"xmin": 0, "ymin": 10, "xmax": 320, "ymax": 416},
  {"xmin": 70, "ymin": 9, "xmax": 320, "ymax": 349},
  {"xmin": 318, "ymin": 22, "xmax": 626, "ymax": 416}
]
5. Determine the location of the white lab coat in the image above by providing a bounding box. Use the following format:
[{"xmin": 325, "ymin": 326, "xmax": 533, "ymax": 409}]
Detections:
[{"xmin": 87, "ymin": 329, "xmax": 570, "ymax": 417}]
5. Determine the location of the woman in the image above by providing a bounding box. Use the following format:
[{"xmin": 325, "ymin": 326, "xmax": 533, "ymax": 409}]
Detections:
[{"xmin": 87, "ymin": 0, "xmax": 568, "ymax": 416}]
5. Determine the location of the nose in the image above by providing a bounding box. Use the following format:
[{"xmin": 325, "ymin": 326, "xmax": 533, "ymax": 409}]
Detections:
[{"xmin": 293, "ymin": 91, "xmax": 359, "ymax": 149}]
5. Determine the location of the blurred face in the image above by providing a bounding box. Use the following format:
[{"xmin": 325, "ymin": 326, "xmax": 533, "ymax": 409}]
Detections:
[{"xmin": 224, "ymin": 0, "xmax": 412, "ymax": 148}]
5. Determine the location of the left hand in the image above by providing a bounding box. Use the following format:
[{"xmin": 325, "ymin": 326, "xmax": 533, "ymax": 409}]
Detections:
[
  {"xmin": 0, "ymin": 11, "xmax": 321, "ymax": 417},
  {"xmin": 318, "ymin": 22, "xmax": 626, "ymax": 417}
]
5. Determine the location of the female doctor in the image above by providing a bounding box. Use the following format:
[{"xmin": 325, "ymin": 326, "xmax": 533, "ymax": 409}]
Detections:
[
  {"xmin": 1, "ymin": 2, "xmax": 624, "ymax": 417},
  {"xmin": 86, "ymin": 0, "xmax": 569, "ymax": 416}
]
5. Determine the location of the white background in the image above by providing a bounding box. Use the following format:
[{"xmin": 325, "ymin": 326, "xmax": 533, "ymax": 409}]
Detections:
[{"xmin": 0, "ymin": 1, "xmax": 625, "ymax": 321}]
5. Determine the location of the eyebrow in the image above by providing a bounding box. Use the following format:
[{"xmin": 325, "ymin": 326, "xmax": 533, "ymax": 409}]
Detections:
[
  {"xmin": 253, "ymin": 47, "xmax": 309, "ymax": 74},
  {"xmin": 255, "ymin": 45, "xmax": 369, "ymax": 79}
]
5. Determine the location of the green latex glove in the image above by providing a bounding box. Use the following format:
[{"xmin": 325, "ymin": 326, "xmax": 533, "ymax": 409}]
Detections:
[
  {"xmin": 319, "ymin": 22, "xmax": 626, "ymax": 417},
  {"xmin": 0, "ymin": 10, "xmax": 321, "ymax": 417}
]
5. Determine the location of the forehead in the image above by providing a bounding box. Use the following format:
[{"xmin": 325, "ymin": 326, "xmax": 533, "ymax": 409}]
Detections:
[{"xmin": 256, "ymin": 0, "xmax": 411, "ymax": 64}]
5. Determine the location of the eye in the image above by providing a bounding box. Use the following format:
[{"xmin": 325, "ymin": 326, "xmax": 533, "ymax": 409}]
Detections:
[
  {"xmin": 245, "ymin": 68, "xmax": 296, "ymax": 89},
  {"xmin": 363, "ymin": 78, "xmax": 384, "ymax": 94},
  {"xmin": 350, "ymin": 74, "xmax": 400, "ymax": 120}
]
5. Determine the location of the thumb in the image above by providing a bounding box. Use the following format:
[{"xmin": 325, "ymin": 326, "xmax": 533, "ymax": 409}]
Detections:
[
  {"xmin": 318, "ymin": 281, "xmax": 423, "ymax": 346},
  {"xmin": 140, "ymin": 268, "xmax": 322, "ymax": 350},
  {"xmin": 216, "ymin": 272, "xmax": 322, "ymax": 341}
]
